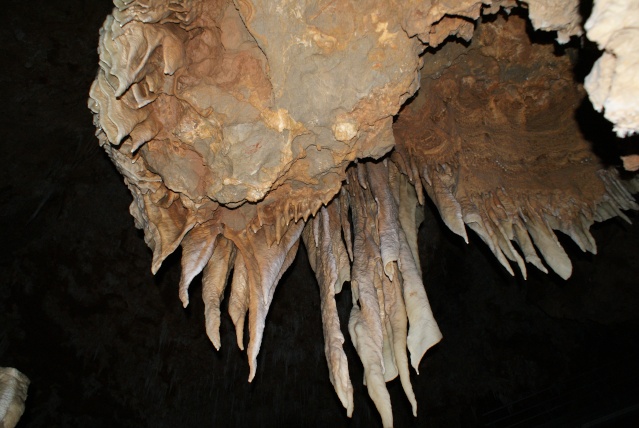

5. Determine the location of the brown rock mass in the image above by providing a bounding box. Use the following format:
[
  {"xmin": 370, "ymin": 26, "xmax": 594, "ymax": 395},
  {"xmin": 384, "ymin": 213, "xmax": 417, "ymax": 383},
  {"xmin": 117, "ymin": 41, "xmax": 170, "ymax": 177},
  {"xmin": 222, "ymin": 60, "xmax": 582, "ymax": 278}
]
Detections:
[
  {"xmin": 88, "ymin": 1, "xmax": 638, "ymax": 426},
  {"xmin": 394, "ymin": 14, "xmax": 637, "ymax": 281}
]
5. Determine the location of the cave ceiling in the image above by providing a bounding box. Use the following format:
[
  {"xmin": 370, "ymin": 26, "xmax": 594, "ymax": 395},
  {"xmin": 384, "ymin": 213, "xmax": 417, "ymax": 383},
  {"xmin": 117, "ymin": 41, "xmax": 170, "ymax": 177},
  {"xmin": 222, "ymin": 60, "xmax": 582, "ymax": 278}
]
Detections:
[{"xmin": 85, "ymin": 0, "xmax": 639, "ymax": 426}]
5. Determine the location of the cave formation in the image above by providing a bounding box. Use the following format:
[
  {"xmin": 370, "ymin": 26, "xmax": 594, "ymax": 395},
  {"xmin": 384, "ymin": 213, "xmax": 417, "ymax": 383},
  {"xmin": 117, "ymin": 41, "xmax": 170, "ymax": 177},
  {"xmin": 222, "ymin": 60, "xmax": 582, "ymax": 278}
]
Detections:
[
  {"xmin": 2, "ymin": 0, "xmax": 639, "ymax": 427},
  {"xmin": 82, "ymin": 0, "xmax": 639, "ymax": 426}
]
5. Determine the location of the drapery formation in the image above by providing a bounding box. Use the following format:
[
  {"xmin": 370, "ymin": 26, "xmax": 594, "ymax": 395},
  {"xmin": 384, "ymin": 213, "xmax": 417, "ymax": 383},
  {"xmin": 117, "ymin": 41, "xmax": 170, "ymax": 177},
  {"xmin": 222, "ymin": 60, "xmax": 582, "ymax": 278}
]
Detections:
[{"xmin": 89, "ymin": 1, "xmax": 638, "ymax": 426}]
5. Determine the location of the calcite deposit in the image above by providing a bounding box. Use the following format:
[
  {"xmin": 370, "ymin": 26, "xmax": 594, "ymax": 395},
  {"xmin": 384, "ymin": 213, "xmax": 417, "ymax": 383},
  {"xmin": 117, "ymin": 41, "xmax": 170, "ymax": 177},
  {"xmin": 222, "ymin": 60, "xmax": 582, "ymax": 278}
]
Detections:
[
  {"xmin": 394, "ymin": 13, "xmax": 638, "ymax": 281},
  {"xmin": 0, "ymin": 367, "xmax": 29, "ymax": 428},
  {"xmin": 89, "ymin": 0, "xmax": 638, "ymax": 426},
  {"xmin": 585, "ymin": 0, "xmax": 639, "ymax": 138}
]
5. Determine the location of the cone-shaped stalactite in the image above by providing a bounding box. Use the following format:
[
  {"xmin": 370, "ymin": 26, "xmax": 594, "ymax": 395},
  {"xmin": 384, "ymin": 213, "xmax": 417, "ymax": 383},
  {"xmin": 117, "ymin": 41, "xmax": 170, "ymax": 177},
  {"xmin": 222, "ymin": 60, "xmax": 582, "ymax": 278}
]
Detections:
[{"xmin": 302, "ymin": 202, "xmax": 354, "ymax": 417}]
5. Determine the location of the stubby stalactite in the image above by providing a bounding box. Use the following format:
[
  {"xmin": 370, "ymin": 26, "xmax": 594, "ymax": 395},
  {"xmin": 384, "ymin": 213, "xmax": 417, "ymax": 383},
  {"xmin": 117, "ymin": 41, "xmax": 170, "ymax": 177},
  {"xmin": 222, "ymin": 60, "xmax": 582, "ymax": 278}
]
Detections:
[{"xmin": 89, "ymin": 1, "xmax": 639, "ymax": 426}]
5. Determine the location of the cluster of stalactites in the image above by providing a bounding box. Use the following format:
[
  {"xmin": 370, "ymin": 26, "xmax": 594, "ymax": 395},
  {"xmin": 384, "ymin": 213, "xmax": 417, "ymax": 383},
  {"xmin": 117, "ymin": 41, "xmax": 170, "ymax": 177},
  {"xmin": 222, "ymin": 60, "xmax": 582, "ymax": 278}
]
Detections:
[
  {"xmin": 173, "ymin": 150, "xmax": 638, "ymax": 427},
  {"xmin": 391, "ymin": 146, "xmax": 639, "ymax": 283},
  {"xmin": 169, "ymin": 144, "xmax": 639, "ymax": 427},
  {"xmin": 391, "ymin": 12, "xmax": 639, "ymax": 284},
  {"xmin": 175, "ymin": 159, "xmax": 443, "ymax": 427},
  {"xmin": 87, "ymin": 2, "xmax": 639, "ymax": 426}
]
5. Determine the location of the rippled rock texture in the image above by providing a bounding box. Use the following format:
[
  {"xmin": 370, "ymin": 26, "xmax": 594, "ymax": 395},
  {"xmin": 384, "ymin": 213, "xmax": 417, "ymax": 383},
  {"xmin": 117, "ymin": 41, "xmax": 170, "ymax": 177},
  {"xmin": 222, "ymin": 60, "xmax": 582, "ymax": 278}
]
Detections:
[{"xmin": 88, "ymin": 1, "xmax": 638, "ymax": 426}]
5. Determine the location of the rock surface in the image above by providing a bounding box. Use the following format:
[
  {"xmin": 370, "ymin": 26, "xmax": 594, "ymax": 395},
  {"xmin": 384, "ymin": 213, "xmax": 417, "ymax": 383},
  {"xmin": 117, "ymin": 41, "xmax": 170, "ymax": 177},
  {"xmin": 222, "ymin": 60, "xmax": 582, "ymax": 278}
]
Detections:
[
  {"xmin": 394, "ymin": 13, "xmax": 638, "ymax": 282},
  {"xmin": 585, "ymin": 0, "xmax": 639, "ymax": 138},
  {"xmin": 0, "ymin": 368, "xmax": 29, "ymax": 428},
  {"xmin": 87, "ymin": 1, "xmax": 638, "ymax": 426}
]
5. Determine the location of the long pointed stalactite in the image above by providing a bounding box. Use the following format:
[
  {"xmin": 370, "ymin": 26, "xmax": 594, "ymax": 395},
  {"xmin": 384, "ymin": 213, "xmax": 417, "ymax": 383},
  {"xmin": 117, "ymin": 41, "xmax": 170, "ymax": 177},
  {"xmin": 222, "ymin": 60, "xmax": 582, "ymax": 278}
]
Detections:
[{"xmin": 88, "ymin": 1, "xmax": 639, "ymax": 426}]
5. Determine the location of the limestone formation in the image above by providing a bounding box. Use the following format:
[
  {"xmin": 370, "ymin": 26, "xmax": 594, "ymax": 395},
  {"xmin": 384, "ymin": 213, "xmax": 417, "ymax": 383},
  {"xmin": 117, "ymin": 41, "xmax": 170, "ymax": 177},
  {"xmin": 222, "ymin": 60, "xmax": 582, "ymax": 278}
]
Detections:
[
  {"xmin": 394, "ymin": 14, "xmax": 638, "ymax": 282},
  {"xmin": 89, "ymin": 1, "xmax": 638, "ymax": 426},
  {"xmin": 585, "ymin": 0, "xmax": 639, "ymax": 138},
  {"xmin": 0, "ymin": 368, "xmax": 29, "ymax": 428}
]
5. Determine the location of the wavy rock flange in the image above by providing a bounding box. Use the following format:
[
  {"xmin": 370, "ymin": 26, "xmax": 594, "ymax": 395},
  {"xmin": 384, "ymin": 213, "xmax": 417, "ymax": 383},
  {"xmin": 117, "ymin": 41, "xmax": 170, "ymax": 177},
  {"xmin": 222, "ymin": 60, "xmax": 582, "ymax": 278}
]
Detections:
[{"xmin": 89, "ymin": 1, "xmax": 638, "ymax": 427}]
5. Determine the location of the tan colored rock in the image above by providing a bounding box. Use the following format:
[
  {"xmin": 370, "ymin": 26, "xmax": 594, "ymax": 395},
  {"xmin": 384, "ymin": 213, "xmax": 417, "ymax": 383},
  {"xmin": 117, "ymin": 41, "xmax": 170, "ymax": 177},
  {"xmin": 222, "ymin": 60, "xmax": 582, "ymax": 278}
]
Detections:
[
  {"xmin": 524, "ymin": 0, "xmax": 582, "ymax": 43},
  {"xmin": 0, "ymin": 368, "xmax": 29, "ymax": 428},
  {"xmin": 303, "ymin": 203, "xmax": 354, "ymax": 416},
  {"xmin": 622, "ymin": 154, "xmax": 639, "ymax": 172},
  {"xmin": 89, "ymin": 1, "xmax": 638, "ymax": 426}
]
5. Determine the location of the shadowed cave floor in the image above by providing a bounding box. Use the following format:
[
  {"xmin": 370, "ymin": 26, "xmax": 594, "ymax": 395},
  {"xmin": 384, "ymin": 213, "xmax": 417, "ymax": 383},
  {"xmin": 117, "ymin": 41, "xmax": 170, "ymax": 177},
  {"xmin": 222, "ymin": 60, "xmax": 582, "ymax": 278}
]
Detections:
[{"xmin": 1, "ymin": 0, "xmax": 639, "ymax": 427}]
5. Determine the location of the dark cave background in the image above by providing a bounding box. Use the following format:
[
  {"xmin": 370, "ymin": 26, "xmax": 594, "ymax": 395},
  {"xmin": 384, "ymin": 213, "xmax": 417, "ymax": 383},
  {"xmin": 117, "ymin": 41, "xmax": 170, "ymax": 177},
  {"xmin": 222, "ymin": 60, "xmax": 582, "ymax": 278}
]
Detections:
[{"xmin": 1, "ymin": 1, "xmax": 638, "ymax": 427}]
